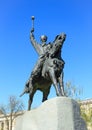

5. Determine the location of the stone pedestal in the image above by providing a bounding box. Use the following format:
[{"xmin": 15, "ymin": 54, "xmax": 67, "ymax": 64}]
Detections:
[{"xmin": 14, "ymin": 97, "xmax": 87, "ymax": 130}]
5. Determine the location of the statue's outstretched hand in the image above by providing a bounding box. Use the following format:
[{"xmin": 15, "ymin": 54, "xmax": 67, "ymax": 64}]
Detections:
[{"xmin": 31, "ymin": 28, "xmax": 34, "ymax": 33}]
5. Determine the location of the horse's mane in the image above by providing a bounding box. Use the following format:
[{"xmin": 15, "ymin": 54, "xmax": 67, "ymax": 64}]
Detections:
[{"xmin": 53, "ymin": 35, "xmax": 59, "ymax": 43}]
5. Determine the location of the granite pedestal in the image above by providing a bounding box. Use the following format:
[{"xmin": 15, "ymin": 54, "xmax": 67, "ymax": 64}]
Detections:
[{"xmin": 14, "ymin": 97, "xmax": 87, "ymax": 130}]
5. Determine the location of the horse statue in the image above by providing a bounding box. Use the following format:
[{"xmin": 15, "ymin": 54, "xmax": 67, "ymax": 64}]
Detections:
[
  {"xmin": 20, "ymin": 32, "xmax": 66, "ymax": 110},
  {"xmin": 20, "ymin": 57, "xmax": 65, "ymax": 110}
]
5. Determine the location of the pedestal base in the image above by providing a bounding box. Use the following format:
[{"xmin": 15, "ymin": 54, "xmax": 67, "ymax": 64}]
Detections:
[{"xmin": 14, "ymin": 97, "xmax": 87, "ymax": 130}]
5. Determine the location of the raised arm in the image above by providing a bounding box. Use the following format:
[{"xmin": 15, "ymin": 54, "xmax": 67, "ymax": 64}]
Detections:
[{"xmin": 30, "ymin": 28, "xmax": 42, "ymax": 55}]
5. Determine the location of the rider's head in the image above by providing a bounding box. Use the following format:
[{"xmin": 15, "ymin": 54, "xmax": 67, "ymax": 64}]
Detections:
[{"xmin": 40, "ymin": 35, "xmax": 47, "ymax": 42}]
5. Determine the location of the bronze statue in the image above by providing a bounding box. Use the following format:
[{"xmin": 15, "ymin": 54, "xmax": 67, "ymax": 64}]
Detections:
[{"xmin": 20, "ymin": 16, "xmax": 66, "ymax": 110}]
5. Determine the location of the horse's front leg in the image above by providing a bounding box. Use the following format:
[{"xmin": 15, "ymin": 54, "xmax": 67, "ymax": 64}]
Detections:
[
  {"xmin": 28, "ymin": 93, "xmax": 33, "ymax": 110},
  {"xmin": 58, "ymin": 73, "xmax": 65, "ymax": 96},
  {"xmin": 49, "ymin": 69, "xmax": 61, "ymax": 96}
]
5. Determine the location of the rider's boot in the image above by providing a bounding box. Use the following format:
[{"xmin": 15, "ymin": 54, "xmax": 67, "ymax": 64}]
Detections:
[
  {"xmin": 28, "ymin": 69, "xmax": 39, "ymax": 91},
  {"xmin": 29, "ymin": 76, "xmax": 33, "ymax": 86},
  {"xmin": 28, "ymin": 71, "xmax": 35, "ymax": 92}
]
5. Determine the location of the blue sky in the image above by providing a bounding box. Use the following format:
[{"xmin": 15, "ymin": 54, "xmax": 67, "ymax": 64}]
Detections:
[{"xmin": 0, "ymin": 0, "xmax": 92, "ymax": 109}]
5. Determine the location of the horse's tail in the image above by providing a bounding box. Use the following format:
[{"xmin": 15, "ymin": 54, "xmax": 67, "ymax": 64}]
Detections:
[
  {"xmin": 19, "ymin": 91, "xmax": 26, "ymax": 97},
  {"xmin": 20, "ymin": 85, "xmax": 30, "ymax": 97}
]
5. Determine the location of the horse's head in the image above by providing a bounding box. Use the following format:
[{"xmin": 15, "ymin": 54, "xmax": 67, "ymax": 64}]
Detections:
[
  {"xmin": 59, "ymin": 33, "xmax": 66, "ymax": 40},
  {"xmin": 54, "ymin": 33, "xmax": 66, "ymax": 42}
]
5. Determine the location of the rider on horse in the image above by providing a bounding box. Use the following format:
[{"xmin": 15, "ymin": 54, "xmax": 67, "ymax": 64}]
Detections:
[
  {"xmin": 25, "ymin": 28, "xmax": 53, "ymax": 90},
  {"xmin": 24, "ymin": 28, "xmax": 66, "ymax": 93},
  {"xmin": 20, "ymin": 16, "xmax": 66, "ymax": 97}
]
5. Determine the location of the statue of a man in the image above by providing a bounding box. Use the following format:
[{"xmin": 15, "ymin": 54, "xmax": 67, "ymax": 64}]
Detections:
[{"xmin": 26, "ymin": 28, "xmax": 52, "ymax": 88}]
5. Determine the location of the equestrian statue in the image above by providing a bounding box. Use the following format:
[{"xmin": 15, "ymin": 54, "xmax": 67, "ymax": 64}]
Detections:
[{"xmin": 20, "ymin": 16, "xmax": 66, "ymax": 110}]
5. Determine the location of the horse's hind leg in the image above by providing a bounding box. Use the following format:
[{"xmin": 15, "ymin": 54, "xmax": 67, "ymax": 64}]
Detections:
[
  {"xmin": 42, "ymin": 86, "xmax": 51, "ymax": 102},
  {"xmin": 28, "ymin": 90, "xmax": 36, "ymax": 110},
  {"xmin": 28, "ymin": 93, "xmax": 33, "ymax": 110}
]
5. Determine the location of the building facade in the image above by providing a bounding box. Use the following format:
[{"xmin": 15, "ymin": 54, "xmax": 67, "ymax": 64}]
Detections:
[{"xmin": 0, "ymin": 112, "xmax": 23, "ymax": 130}]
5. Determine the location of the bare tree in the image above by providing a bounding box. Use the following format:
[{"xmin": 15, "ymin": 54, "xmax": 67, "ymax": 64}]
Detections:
[
  {"xmin": 64, "ymin": 81, "xmax": 82, "ymax": 100},
  {"xmin": 0, "ymin": 95, "xmax": 24, "ymax": 130}
]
